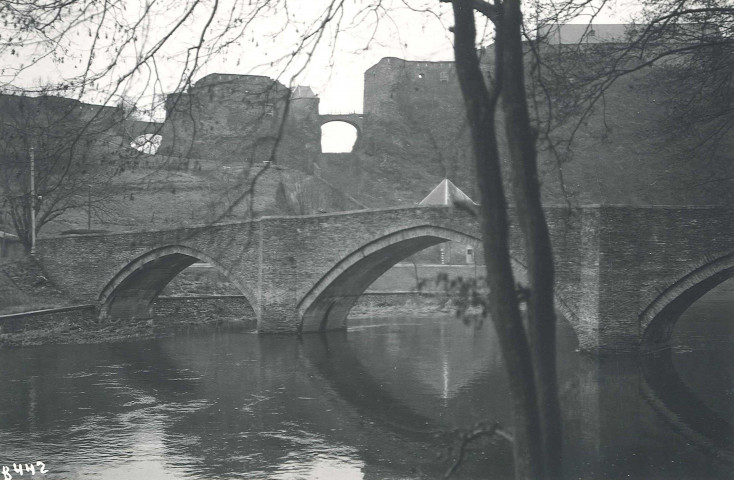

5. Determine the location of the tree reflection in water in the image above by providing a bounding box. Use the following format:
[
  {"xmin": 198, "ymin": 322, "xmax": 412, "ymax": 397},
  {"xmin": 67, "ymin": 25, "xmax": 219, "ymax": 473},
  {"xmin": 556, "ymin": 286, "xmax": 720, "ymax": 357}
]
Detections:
[{"xmin": 0, "ymin": 309, "xmax": 731, "ymax": 479}]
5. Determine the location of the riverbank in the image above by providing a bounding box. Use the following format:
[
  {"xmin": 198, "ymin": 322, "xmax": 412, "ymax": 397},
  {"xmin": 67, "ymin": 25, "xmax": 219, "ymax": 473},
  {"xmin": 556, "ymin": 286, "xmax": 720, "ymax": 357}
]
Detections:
[
  {"xmin": 0, "ymin": 292, "xmax": 459, "ymax": 347},
  {"xmin": 0, "ymin": 257, "xmax": 71, "ymax": 315},
  {"xmin": 350, "ymin": 292, "xmax": 455, "ymax": 317},
  {"xmin": 0, "ymin": 296, "xmax": 256, "ymax": 348}
]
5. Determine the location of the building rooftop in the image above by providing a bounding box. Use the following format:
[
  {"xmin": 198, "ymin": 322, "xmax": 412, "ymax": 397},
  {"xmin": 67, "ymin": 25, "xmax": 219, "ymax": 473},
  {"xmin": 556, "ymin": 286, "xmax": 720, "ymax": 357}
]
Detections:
[
  {"xmin": 193, "ymin": 73, "xmax": 284, "ymax": 88},
  {"xmin": 419, "ymin": 178, "xmax": 477, "ymax": 206},
  {"xmin": 291, "ymin": 85, "xmax": 317, "ymax": 99},
  {"xmin": 539, "ymin": 24, "xmax": 632, "ymax": 44},
  {"xmin": 539, "ymin": 23, "xmax": 717, "ymax": 45}
]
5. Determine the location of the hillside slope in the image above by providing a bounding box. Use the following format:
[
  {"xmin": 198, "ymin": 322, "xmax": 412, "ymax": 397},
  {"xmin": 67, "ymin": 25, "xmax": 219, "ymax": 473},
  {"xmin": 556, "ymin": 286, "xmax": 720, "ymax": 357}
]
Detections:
[{"xmin": 37, "ymin": 153, "xmax": 362, "ymax": 236}]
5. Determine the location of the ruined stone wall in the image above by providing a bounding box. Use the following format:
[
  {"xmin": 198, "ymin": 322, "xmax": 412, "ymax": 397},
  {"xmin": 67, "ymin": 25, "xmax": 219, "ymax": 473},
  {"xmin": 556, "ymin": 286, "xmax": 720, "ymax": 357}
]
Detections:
[
  {"xmin": 354, "ymin": 50, "xmax": 734, "ymax": 208},
  {"xmin": 0, "ymin": 94, "xmax": 127, "ymax": 162},
  {"xmin": 158, "ymin": 74, "xmax": 320, "ymax": 173},
  {"xmin": 536, "ymin": 65, "xmax": 734, "ymax": 206},
  {"xmin": 5, "ymin": 48, "xmax": 732, "ymax": 214},
  {"xmin": 361, "ymin": 58, "xmax": 479, "ymax": 201},
  {"xmin": 143, "ymin": 52, "xmax": 718, "ymax": 210},
  {"xmin": 283, "ymin": 96, "xmax": 321, "ymax": 173}
]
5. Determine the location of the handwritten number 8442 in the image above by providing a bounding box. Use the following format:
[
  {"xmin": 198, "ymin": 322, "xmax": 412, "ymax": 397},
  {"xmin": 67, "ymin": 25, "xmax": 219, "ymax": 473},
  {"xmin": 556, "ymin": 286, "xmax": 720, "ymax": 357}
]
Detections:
[{"xmin": 2, "ymin": 462, "xmax": 48, "ymax": 479}]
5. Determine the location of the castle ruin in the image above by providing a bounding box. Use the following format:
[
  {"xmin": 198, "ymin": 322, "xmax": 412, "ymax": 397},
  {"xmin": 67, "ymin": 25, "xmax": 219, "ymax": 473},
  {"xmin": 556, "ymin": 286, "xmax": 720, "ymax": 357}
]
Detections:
[{"xmin": 3, "ymin": 25, "xmax": 733, "ymax": 211}]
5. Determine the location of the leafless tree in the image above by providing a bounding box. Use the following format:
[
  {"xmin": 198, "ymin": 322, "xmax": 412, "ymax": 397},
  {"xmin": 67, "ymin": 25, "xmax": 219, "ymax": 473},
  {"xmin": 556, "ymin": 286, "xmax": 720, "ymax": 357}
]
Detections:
[
  {"xmin": 3, "ymin": 1, "xmax": 730, "ymax": 479},
  {"xmin": 0, "ymin": 92, "xmax": 125, "ymax": 250},
  {"xmin": 527, "ymin": 1, "xmax": 734, "ymax": 192},
  {"xmin": 0, "ymin": 2, "xmax": 578, "ymax": 478},
  {"xmin": 444, "ymin": 1, "xmax": 564, "ymax": 477},
  {"xmin": 0, "ymin": 1, "xmax": 351, "ymax": 239}
]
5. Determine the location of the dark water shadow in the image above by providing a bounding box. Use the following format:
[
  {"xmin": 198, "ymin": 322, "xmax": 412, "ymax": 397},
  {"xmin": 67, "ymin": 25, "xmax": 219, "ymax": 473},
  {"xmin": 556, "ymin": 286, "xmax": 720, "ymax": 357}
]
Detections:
[
  {"xmin": 641, "ymin": 348, "xmax": 734, "ymax": 464},
  {"xmin": 300, "ymin": 331, "xmax": 442, "ymax": 441}
]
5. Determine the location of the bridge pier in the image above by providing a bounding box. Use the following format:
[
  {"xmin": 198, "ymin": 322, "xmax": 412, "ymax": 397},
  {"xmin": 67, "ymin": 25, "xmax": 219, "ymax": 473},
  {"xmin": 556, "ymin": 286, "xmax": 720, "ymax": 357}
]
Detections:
[{"xmin": 569, "ymin": 208, "xmax": 642, "ymax": 355}]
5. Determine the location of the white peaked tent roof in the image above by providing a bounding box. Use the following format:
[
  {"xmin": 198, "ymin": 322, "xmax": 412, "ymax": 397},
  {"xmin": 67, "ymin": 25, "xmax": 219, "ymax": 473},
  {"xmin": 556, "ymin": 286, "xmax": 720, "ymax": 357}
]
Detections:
[
  {"xmin": 291, "ymin": 85, "xmax": 317, "ymax": 99},
  {"xmin": 419, "ymin": 178, "xmax": 477, "ymax": 206}
]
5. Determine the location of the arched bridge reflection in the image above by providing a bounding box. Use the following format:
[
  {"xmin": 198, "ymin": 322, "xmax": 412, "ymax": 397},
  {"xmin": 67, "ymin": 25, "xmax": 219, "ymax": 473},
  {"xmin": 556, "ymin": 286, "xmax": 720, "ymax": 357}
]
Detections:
[
  {"xmin": 299, "ymin": 317, "xmax": 512, "ymax": 439},
  {"xmin": 641, "ymin": 349, "xmax": 734, "ymax": 463}
]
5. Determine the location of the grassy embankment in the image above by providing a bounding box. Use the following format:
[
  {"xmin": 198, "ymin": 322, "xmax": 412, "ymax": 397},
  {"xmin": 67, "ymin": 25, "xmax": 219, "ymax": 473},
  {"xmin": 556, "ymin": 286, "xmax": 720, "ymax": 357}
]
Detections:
[{"xmin": 1, "ymin": 151, "xmax": 361, "ymax": 314}]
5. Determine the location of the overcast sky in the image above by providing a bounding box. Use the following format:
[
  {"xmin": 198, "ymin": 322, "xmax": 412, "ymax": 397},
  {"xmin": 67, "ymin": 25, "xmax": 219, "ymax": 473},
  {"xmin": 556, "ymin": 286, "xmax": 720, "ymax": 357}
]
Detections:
[{"xmin": 3, "ymin": 0, "xmax": 638, "ymax": 115}]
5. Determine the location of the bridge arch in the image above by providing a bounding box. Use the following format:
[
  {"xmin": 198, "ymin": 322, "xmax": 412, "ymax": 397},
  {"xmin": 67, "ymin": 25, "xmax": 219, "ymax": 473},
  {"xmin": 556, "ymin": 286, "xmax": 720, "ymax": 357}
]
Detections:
[
  {"xmin": 640, "ymin": 251, "xmax": 734, "ymax": 351},
  {"xmin": 98, "ymin": 245, "xmax": 257, "ymax": 321},
  {"xmin": 130, "ymin": 133, "xmax": 162, "ymax": 154},
  {"xmin": 298, "ymin": 225, "xmax": 576, "ymax": 334},
  {"xmin": 320, "ymin": 121, "xmax": 359, "ymax": 153},
  {"xmin": 318, "ymin": 114, "xmax": 363, "ymax": 151}
]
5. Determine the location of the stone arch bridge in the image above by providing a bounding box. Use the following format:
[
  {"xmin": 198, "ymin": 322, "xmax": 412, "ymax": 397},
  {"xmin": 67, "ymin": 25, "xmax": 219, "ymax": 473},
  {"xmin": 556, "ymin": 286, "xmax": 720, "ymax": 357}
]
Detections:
[{"xmin": 35, "ymin": 205, "xmax": 734, "ymax": 355}]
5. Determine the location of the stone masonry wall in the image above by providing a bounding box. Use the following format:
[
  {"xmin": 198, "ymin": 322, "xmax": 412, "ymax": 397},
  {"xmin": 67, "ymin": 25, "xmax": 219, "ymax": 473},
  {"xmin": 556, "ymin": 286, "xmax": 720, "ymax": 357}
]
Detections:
[
  {"xmin": 152, "ymin": 295, "xmax": 256, "ymax": 324},
  {"xmin": 595, "ymin": 206, "xmax": 734, "ymax": 354},
  {"xmin": 0, "ymin": 296, "xmax": 255, "ymax": 347},
  {"xmin": 30, "ymin": 206, "xmax": 734, "ymax": 354},
  {"xmin": 33, "ymin": 206, "xmax": 586, "ymax": 342},
  {"xmin": 158, "ymin": 74, "xmax": 321, "ymax": 173},
  {"xmin": 360, "ymin": 57, "xmax": 479, "ymax": 201},
  {"xmin": 35, "ymin": 222, "xmax": 262, "ymax": 307},
  {"xmin": 354, "ymin": 52, "xmax": 734, "ymax": 209},
  {"xmin": 5, "ymin": 51, "xmax": 733, "ymax": 214},
  {"xmin": 0, "ymin": 306, "xmax": 97, "ymax": 347}
]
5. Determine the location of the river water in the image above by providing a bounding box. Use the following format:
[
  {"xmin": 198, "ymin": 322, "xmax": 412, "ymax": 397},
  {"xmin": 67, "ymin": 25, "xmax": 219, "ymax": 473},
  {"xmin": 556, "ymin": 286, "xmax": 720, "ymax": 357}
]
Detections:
[{"xmin": 0, "ymin": 294, "xmax": 732, "ymax": 479}]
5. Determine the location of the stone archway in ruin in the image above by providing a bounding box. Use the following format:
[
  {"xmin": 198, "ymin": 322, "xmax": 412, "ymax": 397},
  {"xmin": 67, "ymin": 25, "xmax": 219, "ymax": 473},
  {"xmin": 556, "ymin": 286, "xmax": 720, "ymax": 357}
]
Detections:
[
  {"xmin": 130, "ymin": 133, "xmax": 162, "ymax": 154},
  {"xmin": 298, "ymin": 225, "xmax": 577, "ymax": 335},
  {"xmin": 98, "ymin": 245, "xmax": 257, "ymax": 321},
  {"xmin": 318, "ymin": 114, "xmax": 364, "ymax": 152},
  {"xmin": 320, "ymin": 121, "xmax": 359, "ymax": 153},
  {"xmin": 640, "ymin": 251, "xmax": 734, "ymax": 352}
]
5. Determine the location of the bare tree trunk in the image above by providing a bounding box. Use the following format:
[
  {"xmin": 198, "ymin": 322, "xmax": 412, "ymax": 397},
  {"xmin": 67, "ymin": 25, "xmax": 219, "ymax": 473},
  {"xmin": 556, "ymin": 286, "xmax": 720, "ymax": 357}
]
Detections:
[
  {"xmin": 451, "ymin": 1, "xmax": 544, "ymax": 478},
  {"xmin": 499, "ymin": 1, "xmax": 563, "ymax": 478}
]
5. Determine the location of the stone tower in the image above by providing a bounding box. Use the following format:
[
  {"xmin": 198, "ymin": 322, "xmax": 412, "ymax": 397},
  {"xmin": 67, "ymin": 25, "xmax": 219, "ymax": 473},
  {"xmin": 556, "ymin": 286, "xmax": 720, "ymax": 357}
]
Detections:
[{"xmin": 158, "ymin": 74, "xmax": 320, "ymax": 172}]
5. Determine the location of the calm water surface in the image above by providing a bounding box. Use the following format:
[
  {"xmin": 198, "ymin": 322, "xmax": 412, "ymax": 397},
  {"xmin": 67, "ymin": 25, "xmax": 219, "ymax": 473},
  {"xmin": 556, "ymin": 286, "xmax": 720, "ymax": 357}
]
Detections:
[{"xmin": 0, "ymin": 297, "xmax": 733, "ymax": 479}]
